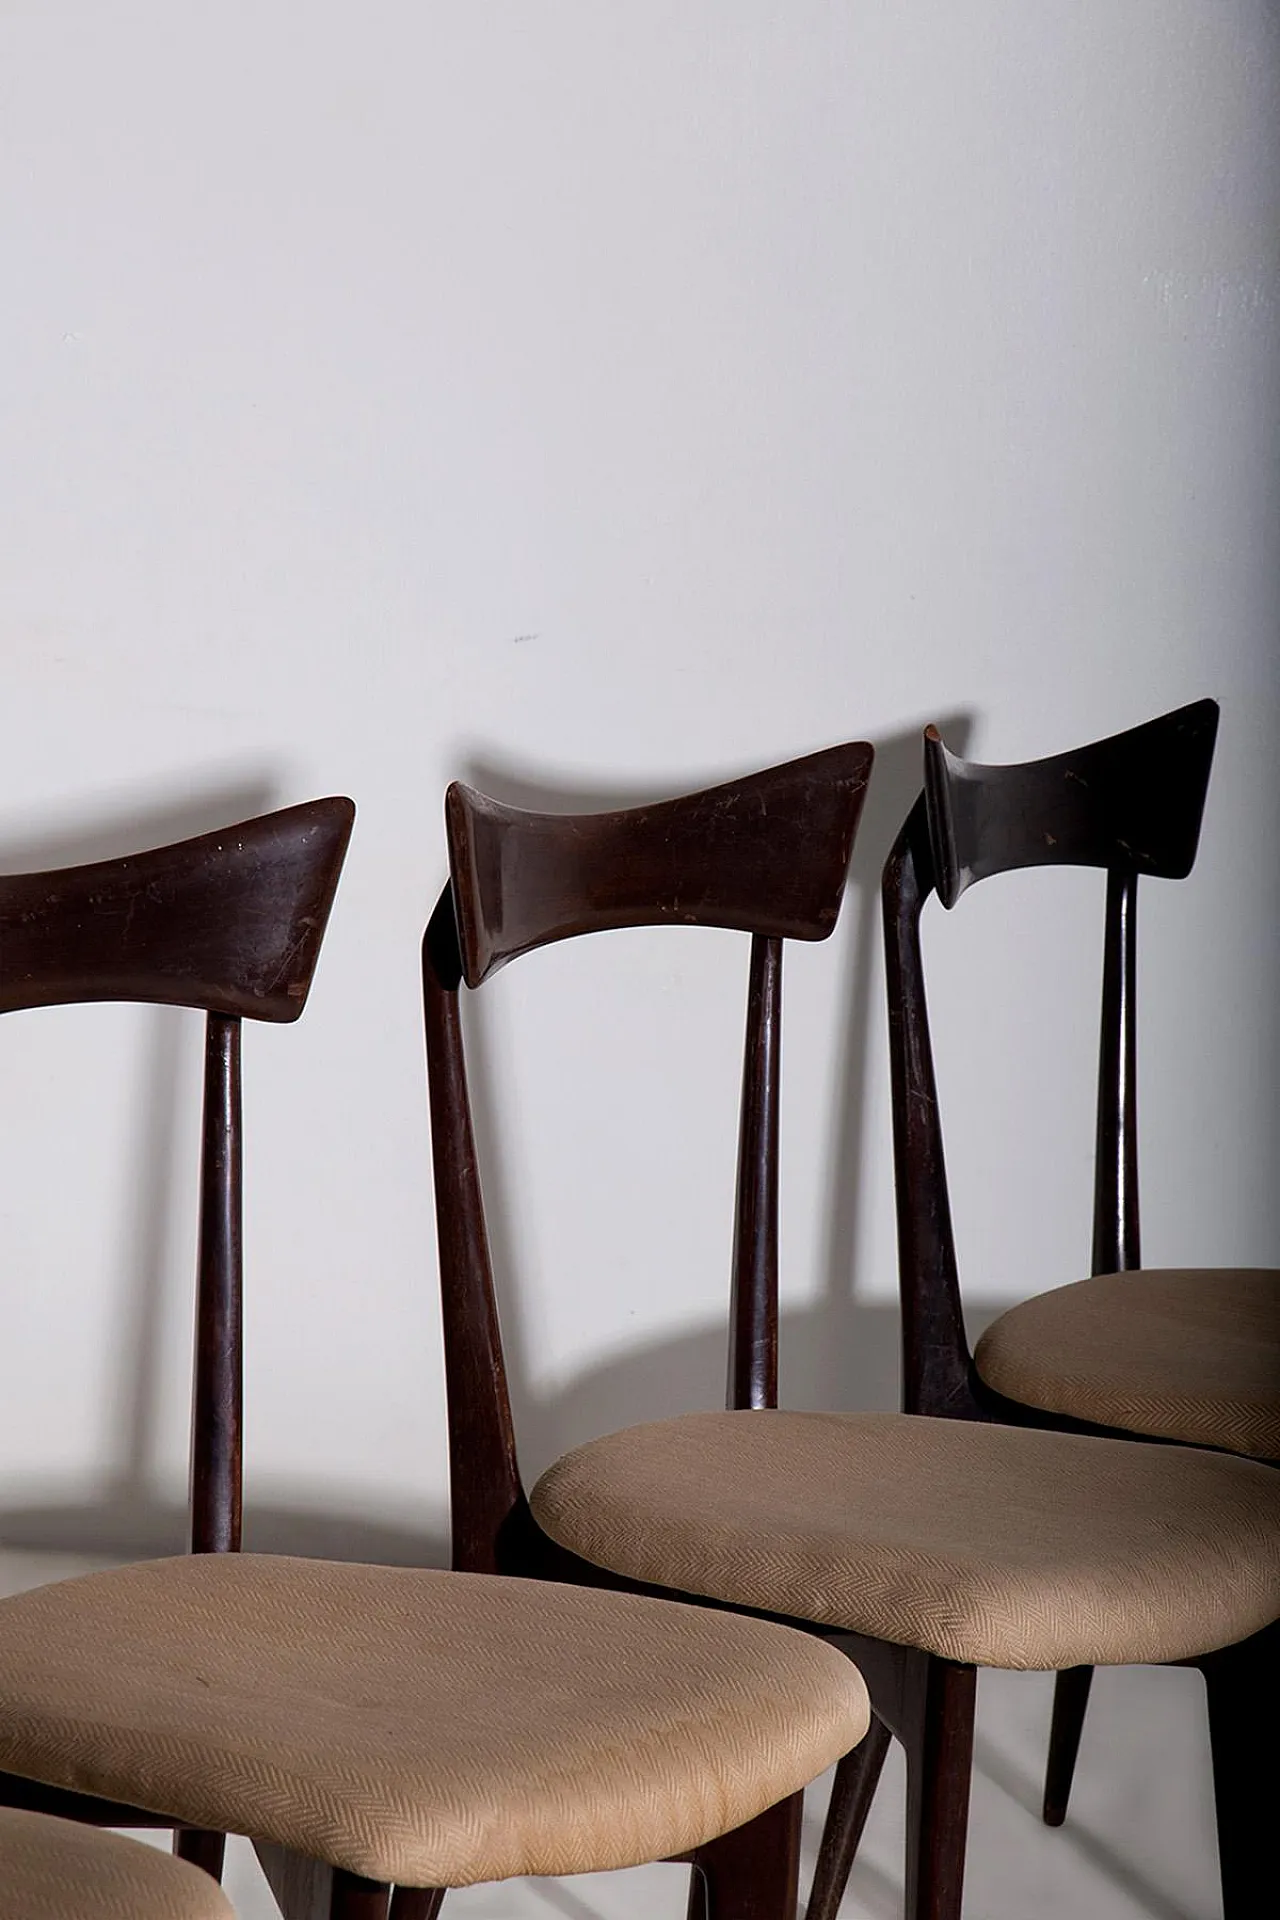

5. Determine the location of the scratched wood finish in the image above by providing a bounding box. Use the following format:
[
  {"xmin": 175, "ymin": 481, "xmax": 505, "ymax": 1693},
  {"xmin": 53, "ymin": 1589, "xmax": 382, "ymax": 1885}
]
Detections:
[
  {"xmin": 0, "ymin": 799, "xmax": 356, "ymax": 1020},
  {"xmin": 922, "ymin": 698, "xmax": 1218, "ymax": 905},
  {"xmin": 445, "ymin": 745, "xmax": 873, "ymax": 985},
  {"xmin": 0, "ymin": 799, "xmax": 354, "ymax": 1889}
]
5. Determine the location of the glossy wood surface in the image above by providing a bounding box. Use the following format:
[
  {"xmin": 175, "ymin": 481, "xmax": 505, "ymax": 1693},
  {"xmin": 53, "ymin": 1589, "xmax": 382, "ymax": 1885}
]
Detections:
[
  {"xmin": 727, "ymin": 935, "xmax": 782, "ymax": 1411},
  {"xmin": 1093, "ymin": 869, "xmax": 1140, "ymax": 1278},
  {"xmin": 923, "ymin": 698, "xmax": 1218, "ymax": 907},
  {"xmin": 446, "ymin": 744, "xmax": 874, "ymax": 985},
  {"xmin": 0, "ymin": 799, "xmax": 355, "ymax": 1019},
  {"xmin": 191, "ymin": 1015, "xmax": 244, "ymax": 1556}
]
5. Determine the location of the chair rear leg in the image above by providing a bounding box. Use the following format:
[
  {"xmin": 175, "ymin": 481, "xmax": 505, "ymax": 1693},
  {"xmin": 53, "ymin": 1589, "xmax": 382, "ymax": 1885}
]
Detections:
[
  {"xmin": 389, "ymin": 1892, "xmax": 444, "ymax": 1920},
  {"xmin": 686, "ymin": 1859, "xmax": 709, "ymax": 1920},
  {"xmin": 329, "ymin": 1870, "xmax": 391, "ymax": 1919},
  {"xmin": 690, "ymin": 1792, "xmax": 802, "ymax": 1920},
  {"xmin": 175, "ymin": 1828, "xmax": 226, "ymax": 1879},
  {"xmin": 1042, "ymin": 1665, "xmax": 1093, "ymax": 1827},
  {"xmin": 1202, "ymin": 1626, "xmax": 1278, "ymax": 1920},
  {"xmin": 806, "ymin": 1716, "xmax": 892, "ymax": 1920},
  {"xmin": 901, "ymin": 1657, "xmax": 975, "ymax": 1920}
]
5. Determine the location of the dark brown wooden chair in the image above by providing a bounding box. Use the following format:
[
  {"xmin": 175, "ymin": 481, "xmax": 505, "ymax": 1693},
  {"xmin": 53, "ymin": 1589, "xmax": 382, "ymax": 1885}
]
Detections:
[
  {"xmin": 903, "ymin": 698, "xmax": 1279, "ymax": 1831},
  {"xmin": 0, "ymin": 799, "xmax": 867, "ymax": 1920},
  {"xmin": 423, "ymin": 745, "xmax": 1280, "ymax": 1920},
  {"xmin": 0, "ymin": 1807, "xmax": 235, "ymax": 1919}
]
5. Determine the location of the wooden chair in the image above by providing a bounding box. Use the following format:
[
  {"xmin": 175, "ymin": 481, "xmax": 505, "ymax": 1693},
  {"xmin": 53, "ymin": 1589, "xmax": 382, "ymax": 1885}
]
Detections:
[
  {"xmin": 907, "ymin": 698, "xmax": 1280, "ymax": 1829},
  {"xmin": 0, "ymin": 1807, "xmax": 235, "ymax": 1919},
  {"xmin": 423, "ymin": 746, "xmax": 1280, "ymax": 1920},
  {"xmin": 0, "ymin": 799, "xmax": 867, "ymax": 1920}
]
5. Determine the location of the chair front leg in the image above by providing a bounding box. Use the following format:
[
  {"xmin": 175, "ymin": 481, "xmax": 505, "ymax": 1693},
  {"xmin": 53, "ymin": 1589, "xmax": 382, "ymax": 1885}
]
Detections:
[
  {"xmin": 174, "ymin": 1827, "xmax": 226, "ymax": 1879},
  {"xmin": 1200, "ymin": 1622, "xmax": 1279, "ymax": 1920},
  {"xmin": 389, "ymin": 1891, "xmax": 445, "ymax": 1920},
  {"xmin": 1042, "ymin": 1665, "xmax": 1093, "ymax": 1826},
  {"xmin": 900, "ymin": 1655, "xmax": 975, "ymax": 1920},
  {"xmin": 689, "ymin": 1792, "xmax": 802, "ymax": 1920},
  {"xmin": 329, "ymin": 1871, "xmax": 392, "ymax": 1920},
  {"xmin": 806, "ymin": 1716, "xmax": 892, "ymax": 1920}
]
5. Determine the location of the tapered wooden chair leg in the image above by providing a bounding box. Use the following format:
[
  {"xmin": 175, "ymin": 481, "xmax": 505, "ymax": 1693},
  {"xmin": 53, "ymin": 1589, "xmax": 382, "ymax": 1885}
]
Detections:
[
  {"xmin": 1042, "ymin": 1665, "xmax": 1093, "ymax": 1827},
  {"xmin": 175, "ymin": 1828, "xmax": 226, "ymax": 1879},
  {"xmin": 328, "ymin": 1869, "xmax": 391, "ymax": 1919},
  {"xmin": 806, "ymin": 1717, "xmax": 891, "ymax": 1920},
  {"xmin": 389, "ymin": 1891, "xmax": 444, "ymax": 1920},
  {"xmin": 902, "ymin": 1658, "xmax": 975, "ymax": 1920},
  {"xmin": 686, "ymin": 1860, "xmax": 710, "ymax": 1920},
  {"xmin": 1203, "ymin": 1627, "xmax": 1278, "ymax": 1920},
  {"xmin": 692, "ymin": 1792, "xmax": 802, "ymax": 1920}
]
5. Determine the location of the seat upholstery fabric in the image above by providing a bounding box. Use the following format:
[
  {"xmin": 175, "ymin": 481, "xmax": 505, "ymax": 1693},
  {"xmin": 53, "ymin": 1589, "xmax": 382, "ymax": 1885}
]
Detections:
[
  {"xmin": 973, "ymin": 1268, "xmax": 1280, "ymax": 1459},
  {"xmin": 530, "ymin": 1410, "xmax": 1280, "ymax": 1670},
  {"xmin": 0, "ymin": 1554, "xmax": 868, "ymax": 1889},
  {"xmin": 0, "ymin": 1807, "xmax": 233, "ymax": 1920}
]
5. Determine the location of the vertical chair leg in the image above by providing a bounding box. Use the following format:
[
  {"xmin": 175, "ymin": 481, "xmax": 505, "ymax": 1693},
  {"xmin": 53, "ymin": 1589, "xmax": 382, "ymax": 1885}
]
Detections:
[
  {"xmin": 256, "ymin": 1841, "xmax": 391, "ymax": 1920},
  {"xmin": 686, "ymin": 1860, "xmax": 709, "ymax": 1920},
  {"xmin": 389, "ymin": 1892, "xmax": 445, "ymax": 1920},
  {"xmin": 1042, "ymin": 1665, "xmax": 1093, "ymax": 1827},
  {"xmin": 329, "ymin": 1871, "xmax": 391, "ymax": 1919},
  {"xmin": 901, "ymin": 1656, "xmax": 975, "ymax": 1920},
  {"xmin": 806, "ymin": 1716, "xmax": 892, "ymax": 1920},
  {"xmin": 1201, "ymin": 1627, "xmax": 1278, "ymax": 1920},
  {"xmin": 175, "ymin": 1828, "xmax": 227, "ymax": 1879},
  {"xmin": 691, "ymin": 1792, "xmax": 803, "ymax": 1920}
]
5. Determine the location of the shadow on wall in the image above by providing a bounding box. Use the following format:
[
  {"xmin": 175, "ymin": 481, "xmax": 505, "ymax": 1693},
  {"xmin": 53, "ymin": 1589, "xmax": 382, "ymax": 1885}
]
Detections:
[
  {"xmin": 0, "ymin": 722, "xmax": 999, "ymax": 1565},
  {"xmin": 0, "ymin": 775, "xmax": 449, "ymax": 1571}
]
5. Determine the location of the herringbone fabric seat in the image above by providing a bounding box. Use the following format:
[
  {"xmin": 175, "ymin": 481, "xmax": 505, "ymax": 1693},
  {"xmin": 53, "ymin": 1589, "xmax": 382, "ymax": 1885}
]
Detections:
[
  {"xmin": 531, "ymin": 1409, "xmax": 1280, "ymax": 1669},
  {"xmin": 0, "ymin": 1554, "xmax": 868, "ymax": 1889},
  {"xmin": 0, "ymin": 1807, "xmax": 233, "ymax": 1919},
  {"xmin": 973, "ymin": 1268, "xmax": 1280, "ymax": 1459}
]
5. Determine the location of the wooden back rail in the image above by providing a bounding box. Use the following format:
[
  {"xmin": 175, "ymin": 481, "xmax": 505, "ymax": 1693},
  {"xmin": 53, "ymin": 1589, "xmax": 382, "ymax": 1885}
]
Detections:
[{"xmin": 0, "ymin": 798, "xmax": 355, "ymax": 1554}]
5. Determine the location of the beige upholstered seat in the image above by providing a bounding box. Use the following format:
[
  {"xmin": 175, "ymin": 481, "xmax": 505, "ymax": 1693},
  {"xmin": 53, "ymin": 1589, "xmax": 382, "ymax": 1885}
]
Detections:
[
  {"xmin": 0, "ymin": 1807, "xmax": 233, "ymax": 1919},
  {"xmin": 530, "ymin": 1410, "xmax": 1280, "ymax": 1670},
  {"xmin": 973, "ymin": 1268, "xmax": 1280, "ymax": 1460},
  {"xmin": 0, "ymin": 1554, "xmax": 867, "ymax": 1890}
]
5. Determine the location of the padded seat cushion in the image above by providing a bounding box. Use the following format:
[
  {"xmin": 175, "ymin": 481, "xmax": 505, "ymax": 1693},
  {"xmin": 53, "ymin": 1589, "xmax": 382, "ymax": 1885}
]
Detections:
[
  {"xmin": 973, "ymin": 1268, "xmax": 1280, "ymax": 1459},
  {"xmin": 0, "ymin": 1554, "xmax": 867, "ymax": 1889},
  {"xmin": 530, "ymin": 1410, "xmax": 1280, "ymax": 1669},
  {"xmin": 0, "ymin": 1807, "xmax": 233, "ymax": 1919}
]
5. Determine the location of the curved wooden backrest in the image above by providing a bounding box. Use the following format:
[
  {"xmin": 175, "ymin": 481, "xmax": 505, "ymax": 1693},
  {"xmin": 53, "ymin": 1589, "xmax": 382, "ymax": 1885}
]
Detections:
[
  {"xmin": 887, "ymin": 700, "xmax": 1220, "ymax": 1421},
  {"xmin": 924, "ymin": 699, "xmax": 1218, "ymax": 909},
  {"xmin": 0, "ymin": 799, "xmax": 356, "ymax": 1020},
  {"xmin": 0, "ymin": 796, "xmax": 354, "ymax": 1562},
  {"xmin": 424, "ymin": 745, "xmax": 874, "ymax": 1573},
  {"xmin": 445, "ymin": 743, "xmax": 875, "ymax": 986}
]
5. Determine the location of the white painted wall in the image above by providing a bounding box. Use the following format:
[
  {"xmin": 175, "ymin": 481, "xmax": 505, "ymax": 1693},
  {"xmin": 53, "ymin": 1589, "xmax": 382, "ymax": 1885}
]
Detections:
[{"xmin": 0, "ymin": 5, "xmax": 1275, "ymax": 1913}]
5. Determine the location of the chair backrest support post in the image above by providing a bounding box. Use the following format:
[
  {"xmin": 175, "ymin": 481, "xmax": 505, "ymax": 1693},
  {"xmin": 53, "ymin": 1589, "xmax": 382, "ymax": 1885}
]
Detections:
[
  {"xmin": 727, "ymin": 933, "xmax": 783, "ymax": 1411},
  {"xmin": 190, "ymin": 1012, "xmax": 243, "ymax": 1555},
  {"xmin": 1092, "ymin": 868, "xmax": 1141, "ymax": 1278}
]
